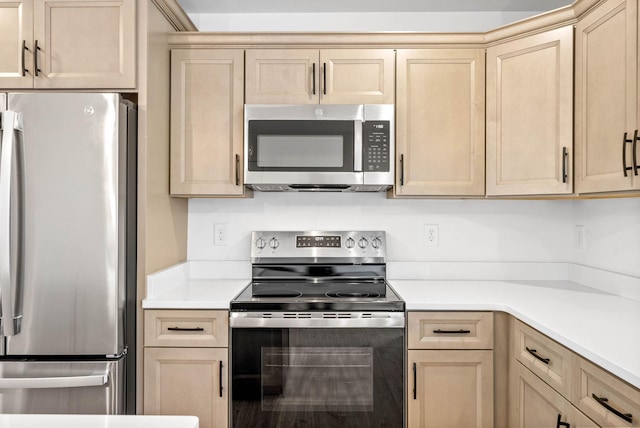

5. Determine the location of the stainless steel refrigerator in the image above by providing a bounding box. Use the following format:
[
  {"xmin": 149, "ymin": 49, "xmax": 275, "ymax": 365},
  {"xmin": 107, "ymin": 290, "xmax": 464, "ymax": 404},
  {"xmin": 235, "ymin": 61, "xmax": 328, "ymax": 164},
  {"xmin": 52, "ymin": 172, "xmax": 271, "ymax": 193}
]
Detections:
[{"xmin": 0, "ymin": 93, "xmax": 136, "ymax": 414}]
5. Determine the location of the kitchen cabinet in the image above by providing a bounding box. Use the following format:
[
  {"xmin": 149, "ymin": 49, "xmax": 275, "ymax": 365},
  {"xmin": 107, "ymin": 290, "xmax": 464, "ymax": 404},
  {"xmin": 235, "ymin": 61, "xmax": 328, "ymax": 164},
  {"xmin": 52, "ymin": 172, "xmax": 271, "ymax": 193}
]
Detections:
[
  {"xmin": 510, "ymin": 360, "xmax": 598, "ymax": 428},
  {"xmin": 513, "ymin": 318, "xmax": 573, "ymax": 397},
  {"xmin": 575, "ymin": 0, "xmax": 640, "ymax": 193},
  {"xmin": 245, "ymin": 48, "xmax": 394, "ymax": 104},
  {"xmin": 169, "ymin": 48, "xmax": 249, "ymax": 197},
  {"xmin": 486, "ymin": 25, "xmax": 573, "ymax": 196},
  {"xmin": 394, "ymin": 49, "xmax": 485, "ymax": 196},
  {"xmin": 573, "ymin": 356, "xmax": 640, "ymax": 427},
  {"xmin": 143, "ymin": 310, "xmax": 229, "ymax": 428},
  {"xmin": 0, "ymin": 0, "xmax": 135, "ymax": 89},
  {"xmin": 407, "ymin": 312, "xmax": 494, "ymax": 428}
]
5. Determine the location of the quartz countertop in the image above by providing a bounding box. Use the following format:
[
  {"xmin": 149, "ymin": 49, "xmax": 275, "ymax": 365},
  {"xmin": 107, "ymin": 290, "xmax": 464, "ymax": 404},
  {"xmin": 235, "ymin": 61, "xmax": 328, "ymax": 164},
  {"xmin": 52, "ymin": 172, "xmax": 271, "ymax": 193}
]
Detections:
[
  {"xmin": 143, "ymin": 261, "xmax": 640, "ymax": 389},
  {"xmin": 0, "ymin": 415, "xmax": 199, "ymax": 428},
  {"xmin": 390, "ymin": 279, "xmax": 640, "ymax": 390}
]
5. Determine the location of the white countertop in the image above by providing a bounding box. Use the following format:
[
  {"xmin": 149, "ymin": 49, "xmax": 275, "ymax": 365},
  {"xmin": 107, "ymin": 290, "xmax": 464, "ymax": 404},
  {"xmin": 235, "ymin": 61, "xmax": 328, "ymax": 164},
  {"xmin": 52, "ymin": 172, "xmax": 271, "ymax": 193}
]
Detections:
[
  {"xmin": 0, "ymin": 415, "xmax": 199, "ymax": 428},
  {"xmin": 390, "ymin": 280, "xmax": 640, "ymax": 390},
  {"xmin": 143, "ymin": 261, "xmax": 640, "ymax": 390}
]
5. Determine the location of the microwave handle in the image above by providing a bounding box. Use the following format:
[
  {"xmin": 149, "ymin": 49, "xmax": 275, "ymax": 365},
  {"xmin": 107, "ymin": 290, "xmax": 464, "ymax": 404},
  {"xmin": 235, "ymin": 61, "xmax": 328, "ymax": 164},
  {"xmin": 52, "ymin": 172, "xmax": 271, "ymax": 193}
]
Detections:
[{"xmin": 354, "ymin": 120, "xmax": 363, "ymax": 171}]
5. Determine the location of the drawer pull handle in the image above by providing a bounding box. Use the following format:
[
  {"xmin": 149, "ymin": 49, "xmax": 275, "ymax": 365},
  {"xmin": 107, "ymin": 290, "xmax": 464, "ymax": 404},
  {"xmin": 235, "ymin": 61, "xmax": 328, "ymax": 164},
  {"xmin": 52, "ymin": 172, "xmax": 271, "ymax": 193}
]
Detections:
[
  {"xmin": 167, "ymin": 327, "xmax": 204, "ymax": 332},
  {"xmin": 556, "ymin": 414, "xmax": 570, "ymax": 428},
  {"xmin": 526, "ymin": 347, "xmax": 550, "ymax": 364},
  {"xmin": 433, "ymin": 329, "xmax": 471, "ymax": 334},
  {"xmin": 592, "ymin": 393, "xmax": 633, "ymax": 423}
]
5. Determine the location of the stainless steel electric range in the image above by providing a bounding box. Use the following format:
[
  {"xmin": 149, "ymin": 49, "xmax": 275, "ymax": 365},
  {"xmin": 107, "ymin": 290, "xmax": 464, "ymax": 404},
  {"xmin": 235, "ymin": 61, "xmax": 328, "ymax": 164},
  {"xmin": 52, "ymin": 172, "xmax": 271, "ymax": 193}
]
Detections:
[{"xmin": 230, "ymin": 231, "xmax": 405, "ymax": 428}]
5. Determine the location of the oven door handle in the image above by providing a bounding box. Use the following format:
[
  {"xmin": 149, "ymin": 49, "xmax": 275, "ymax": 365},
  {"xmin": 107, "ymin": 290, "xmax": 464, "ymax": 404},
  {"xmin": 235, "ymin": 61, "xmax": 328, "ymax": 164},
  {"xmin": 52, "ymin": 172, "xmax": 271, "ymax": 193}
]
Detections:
[{"xmin": 230, "ymin": 313, "xmax": 404, "ymax": 328}]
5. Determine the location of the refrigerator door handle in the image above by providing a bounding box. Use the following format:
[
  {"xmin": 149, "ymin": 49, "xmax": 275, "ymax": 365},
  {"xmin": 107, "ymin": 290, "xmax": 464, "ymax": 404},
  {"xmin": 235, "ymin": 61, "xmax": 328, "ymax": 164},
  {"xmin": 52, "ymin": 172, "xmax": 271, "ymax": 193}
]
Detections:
[
  {"xmin": 0, "ymin": 110, "xmax": 24, "ymax": 337},
  {"xmin": 0, "ymin": 373, "xmax": 108, "ymax": 389}
]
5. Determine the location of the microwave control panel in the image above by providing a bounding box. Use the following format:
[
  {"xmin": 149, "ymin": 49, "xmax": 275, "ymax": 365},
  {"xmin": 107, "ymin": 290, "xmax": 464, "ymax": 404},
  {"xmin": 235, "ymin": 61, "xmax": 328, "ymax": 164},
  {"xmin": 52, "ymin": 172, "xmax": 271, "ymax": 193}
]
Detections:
[{"xmin": 363, "ymin": 121, "xmax": 390, "ymax": 172}]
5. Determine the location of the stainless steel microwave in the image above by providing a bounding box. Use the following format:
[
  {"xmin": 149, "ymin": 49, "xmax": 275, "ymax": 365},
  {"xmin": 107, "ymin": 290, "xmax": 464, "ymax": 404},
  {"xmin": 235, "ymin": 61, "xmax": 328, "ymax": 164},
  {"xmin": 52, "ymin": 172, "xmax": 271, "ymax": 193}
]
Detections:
[{"xmin": 244, "ymin": 104, "xmax": 394, "ymax": 192}]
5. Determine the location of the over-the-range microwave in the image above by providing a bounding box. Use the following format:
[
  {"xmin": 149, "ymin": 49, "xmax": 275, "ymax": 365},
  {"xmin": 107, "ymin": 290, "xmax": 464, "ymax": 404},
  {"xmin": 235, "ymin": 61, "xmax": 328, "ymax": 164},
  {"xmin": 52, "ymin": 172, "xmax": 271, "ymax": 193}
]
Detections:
[{"xmin": 243, "ymin": 104, "xmax": 394, "ymax": 192}]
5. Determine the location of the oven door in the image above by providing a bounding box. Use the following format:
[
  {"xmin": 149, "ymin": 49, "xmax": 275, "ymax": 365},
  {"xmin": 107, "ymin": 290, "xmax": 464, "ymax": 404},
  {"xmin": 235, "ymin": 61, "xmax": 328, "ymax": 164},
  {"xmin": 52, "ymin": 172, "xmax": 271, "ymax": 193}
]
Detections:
[{"xmin": 231, "ymin": 318, "xmax": 404, "ymax": 428}]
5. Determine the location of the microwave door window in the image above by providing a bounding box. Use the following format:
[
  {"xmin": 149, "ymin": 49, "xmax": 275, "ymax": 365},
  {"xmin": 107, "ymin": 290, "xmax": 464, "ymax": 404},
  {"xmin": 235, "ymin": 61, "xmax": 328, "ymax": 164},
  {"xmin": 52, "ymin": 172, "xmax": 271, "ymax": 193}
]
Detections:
[
  {"xmin": 257, "ymin": 135, "xmax": 343, "ymax": 168},
  {"xmin": 248, "ymin": 120, "xmax": 355, "ymax": 172}
]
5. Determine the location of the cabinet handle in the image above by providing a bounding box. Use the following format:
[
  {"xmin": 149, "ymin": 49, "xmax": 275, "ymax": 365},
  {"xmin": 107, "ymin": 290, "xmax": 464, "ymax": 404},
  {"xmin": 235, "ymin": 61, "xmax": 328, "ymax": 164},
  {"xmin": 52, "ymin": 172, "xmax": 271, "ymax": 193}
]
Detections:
[
  {"xmin": 34, "ymin": 40, "xmax": 41, "ymax": 77},
  {"xmin": 525, "ymin": 347, "xmax": 550, "ymax": 364},
  {"xmin": 21, "ymin": 41, "xmax": 29, "ymax": 76},
  {"xmin": 219, "ymin": 361, "xmax": 224, "ymax": 398},
  {"xmin": 412, "ymin": 362, "xmax": 417, "ymax": 400},
  {"xmin": 433, "ymin": 329, "xmax": 471, "ymax": 334},
  {"xmin": 167, "ymin": 327, "xmax": 204, "ymax": 332},
  {"xmin": 312, "ymin": 63, "xmax": 316, "ymax": 95},
  {"xmin": 622, "ymin": 132, "xmax": 634, "ymax": 177},
  {"xmin": 634, "ymin": 130, "xmax": 639, "ymax": 176},
  {"xmin": 556, "ymin": 414, "xmax": 570, "ymax": 428},
  {"xmin": 235, "ymin": 154, "xmax": 240, "ymax": 186},
  {"xmin": 562, "ymin": 146, "xmax": 568, "ymax": 183},
  {"xmin": 323, "ymin": 62, "xmax": 327, "ymax": 95},
  {"xmin": 400, "ymin": 154, "xmax": 405, "ymax": 186},
  {"xmin": 592, "ymin": 393, "xmax": 633, "ymax": 423}
]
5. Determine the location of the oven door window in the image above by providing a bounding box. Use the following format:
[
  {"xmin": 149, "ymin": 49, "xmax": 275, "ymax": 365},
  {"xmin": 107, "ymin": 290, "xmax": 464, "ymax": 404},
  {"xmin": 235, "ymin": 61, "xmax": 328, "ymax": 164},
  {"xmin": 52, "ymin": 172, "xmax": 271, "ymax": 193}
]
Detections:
[
  {"xmin": 261, "ymin": 346, "xmax": 373, "ymax": 412},
  {"xmin": 247, "ymin": 120, "xmax": 355, "ymax": 172},
  {"xmin": 232, "ymin": 328, "xmax": 403, "ymax": 428}
]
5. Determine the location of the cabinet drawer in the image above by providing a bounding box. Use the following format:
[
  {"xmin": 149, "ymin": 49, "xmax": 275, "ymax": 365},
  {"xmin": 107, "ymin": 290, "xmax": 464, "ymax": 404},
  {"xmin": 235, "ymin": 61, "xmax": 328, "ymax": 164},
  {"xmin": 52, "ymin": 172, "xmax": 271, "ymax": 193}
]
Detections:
[
  {"xmin": 573, "ymin": 356, "xmax": 640, "ymax": 427},
  {"xmin": 145, "ymin": 310, "xmax": 228, "ymax": 347},
  {"xmin": 407, "ymin": 312, "xmax": 493, "ymax": 349},
  {"xmin": 512, "ymin": 319, "xmax": 572, "ymax": 397}
]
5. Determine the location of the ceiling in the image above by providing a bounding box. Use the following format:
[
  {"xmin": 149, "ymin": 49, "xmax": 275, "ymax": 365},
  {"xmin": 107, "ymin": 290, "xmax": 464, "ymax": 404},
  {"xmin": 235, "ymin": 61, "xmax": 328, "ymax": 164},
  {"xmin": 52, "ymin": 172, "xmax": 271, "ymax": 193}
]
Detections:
[{"xmin": 177, "ymin": 0, "xmax": 573, "ymax": 14}]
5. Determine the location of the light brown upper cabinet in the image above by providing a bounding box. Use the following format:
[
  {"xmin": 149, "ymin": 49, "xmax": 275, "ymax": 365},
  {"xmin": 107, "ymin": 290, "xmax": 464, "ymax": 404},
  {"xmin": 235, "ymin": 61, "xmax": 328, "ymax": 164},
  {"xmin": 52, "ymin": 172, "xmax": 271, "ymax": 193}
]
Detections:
[
  {"xmin": 394, "ymin": 49, "xmax": 485, "ymax": 196},
  {"xmin": 0, "ymin": 0, "xmax": 135, "ymax": 89},
  {"xmin": 575, "ymin": 0, "xmax": 640, "ymax": 193},
  {"xmin": 170, "ymin": 49, "xmax": 249, "ymax": 197},
  {"xmin": 486, "ymin": 26, "xmax": 574, "ymax": 196},
  {"xmin": 245, "ymin": 49, "xmax": 395, "ymax": 104}
]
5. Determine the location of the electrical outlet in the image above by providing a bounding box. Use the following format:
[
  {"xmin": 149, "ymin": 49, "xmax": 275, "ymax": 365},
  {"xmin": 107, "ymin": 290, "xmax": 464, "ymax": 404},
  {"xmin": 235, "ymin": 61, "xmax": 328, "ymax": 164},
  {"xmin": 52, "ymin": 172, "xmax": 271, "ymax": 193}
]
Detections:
[
  {"xmin": 214, "ymin": 224, "xmax": 227, "ymax": 246},
  {"xmin": 424, "ymin": 224, "xmax": 439, "ymax": 247},
  {"xmin": 574, "ymin": 225, "xmax": 585, "ymax": 249}
]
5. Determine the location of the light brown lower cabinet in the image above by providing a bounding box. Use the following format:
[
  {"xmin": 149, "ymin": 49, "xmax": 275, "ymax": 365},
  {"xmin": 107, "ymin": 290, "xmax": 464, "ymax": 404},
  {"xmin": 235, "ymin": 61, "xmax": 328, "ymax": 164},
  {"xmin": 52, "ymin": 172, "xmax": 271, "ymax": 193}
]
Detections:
[
  {"xmin": 144, "ymin": 347, "xmax": 228, "ymax": 428},
  {"xmin": 408, "ymin": 350, "xmax": 494, "ymax": 428},
  {"xmin": 510, "ymin": 360, "xmax": 598, "ymax": 428}
]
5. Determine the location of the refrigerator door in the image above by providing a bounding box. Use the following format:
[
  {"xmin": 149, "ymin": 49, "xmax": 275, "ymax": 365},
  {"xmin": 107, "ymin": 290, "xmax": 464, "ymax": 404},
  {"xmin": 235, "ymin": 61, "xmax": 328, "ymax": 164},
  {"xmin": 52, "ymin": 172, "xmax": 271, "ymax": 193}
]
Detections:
[
  {"xmin": 5, "ymin": 93, "xmax": 127, "ymax": 356},
  {"xmin": 0, "ymin": 357, "xmax": 125, "ymax": 413}
]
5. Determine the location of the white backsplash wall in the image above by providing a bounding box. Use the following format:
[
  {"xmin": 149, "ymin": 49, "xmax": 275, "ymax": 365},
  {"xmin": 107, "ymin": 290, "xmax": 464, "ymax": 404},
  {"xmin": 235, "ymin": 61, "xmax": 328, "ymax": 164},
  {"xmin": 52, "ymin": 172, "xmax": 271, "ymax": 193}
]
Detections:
[
  {"xmin": 187, "ymin": 192, "xmax": 573, "ymax": 263},
  {"xmin": 571, "ymin": 198, "xmax": 640, "ymax": 278}
]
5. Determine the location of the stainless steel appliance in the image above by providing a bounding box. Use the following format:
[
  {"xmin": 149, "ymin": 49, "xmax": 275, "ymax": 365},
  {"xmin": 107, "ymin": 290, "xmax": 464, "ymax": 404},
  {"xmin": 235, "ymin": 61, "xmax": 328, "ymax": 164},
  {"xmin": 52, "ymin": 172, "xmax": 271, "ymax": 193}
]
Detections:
[
  {"xmin": 0, "ymin": 93, "xmax": 136, "ymax": 414},
  {"xmin": 230, "ymin": 231, "xmax": 405, "ymax": 427},
  {"xmin": 244, "ymin": 104, "xmax": 394, "ymax": 192}
]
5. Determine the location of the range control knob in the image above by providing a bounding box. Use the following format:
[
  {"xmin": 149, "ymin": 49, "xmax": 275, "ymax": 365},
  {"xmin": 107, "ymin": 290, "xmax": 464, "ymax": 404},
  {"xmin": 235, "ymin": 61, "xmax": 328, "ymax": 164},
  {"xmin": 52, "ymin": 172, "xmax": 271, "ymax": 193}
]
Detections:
[
  {"xmin": 372, "ymin": 237, "xmax": 383, "ymax": 249},
  {"xmin": 269, "ymin": 237, "xmax": 280, "ymax": 250},
  {"xmin": 255, "ymin": 237, "xmax": 266, "ymax": 249},
  {"xmin": 345, "ymin": 237, "xmax": 355, "ymax": 249},
  {"xmin": 358, "ymin": 237, "xmax": 369, "ymax": 249}
]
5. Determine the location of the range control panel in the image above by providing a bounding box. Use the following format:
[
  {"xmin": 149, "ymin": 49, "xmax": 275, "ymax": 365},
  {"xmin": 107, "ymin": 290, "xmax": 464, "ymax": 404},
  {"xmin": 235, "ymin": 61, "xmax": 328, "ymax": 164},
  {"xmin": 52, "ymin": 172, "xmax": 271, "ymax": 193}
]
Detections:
[{"xmin": 251, "ymin": 231, "xmax": 387, "ymax": 262}]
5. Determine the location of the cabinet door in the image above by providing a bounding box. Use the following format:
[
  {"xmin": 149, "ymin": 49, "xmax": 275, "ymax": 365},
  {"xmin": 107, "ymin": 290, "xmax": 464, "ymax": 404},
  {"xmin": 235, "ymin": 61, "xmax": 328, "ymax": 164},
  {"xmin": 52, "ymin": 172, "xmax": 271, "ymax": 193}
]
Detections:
[
  {"xmin": 144, "ymin": 347, "xmax": 228, "ymax": 428},
  {"xmin": 395, "ymin": 49, "xmax": 485, "ymax": 196},
  {"xmin": 486, "ymin": 26, "xmax": 573, "ymax": 196},
  {"xmin": 575, "ymin": 0, "xmax": 640, "ymax": 193},
  {"xmin": 170, "ymin": 49, "xmax": 247, "ymax": 196},
  {"xmin": 408, "ymin": 350, "xmax": 493, "ymax": 428},
  {"xmin": 245, "ymin": 49, "xmax": 318, "ymax": 104},
  {"xmin": 320, "ymin": 49, "xmax": 395, "ymax": 104},
  {"xmin": 33, "ymin": 0, "xmax": 135, "ymax": 88},
  {"xmin": 0, "ymin": 0, "xmax": 33, "ymax": 88},
  {"xmin": 510, "ymin": 361, "xmax": 599, "ymax": 428}
]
